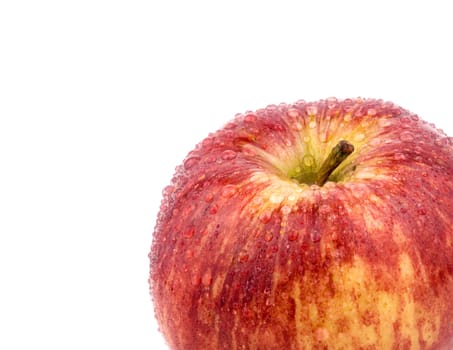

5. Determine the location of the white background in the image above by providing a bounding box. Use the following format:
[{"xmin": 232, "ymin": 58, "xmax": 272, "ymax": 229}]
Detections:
[{"xmin": 1, "ymin": 1, "xmax": 452, "ymax": 349}]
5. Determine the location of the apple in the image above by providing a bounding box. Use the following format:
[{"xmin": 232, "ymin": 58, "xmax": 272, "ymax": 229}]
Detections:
[{"xmin": 149, "ymin": 98, "xmax": 453, "ymax": 349}]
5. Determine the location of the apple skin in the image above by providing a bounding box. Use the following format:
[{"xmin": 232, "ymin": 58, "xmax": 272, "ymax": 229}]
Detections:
[{"xmin": 149, "ymin": 98, "xmax": 453, "ymax": 349}]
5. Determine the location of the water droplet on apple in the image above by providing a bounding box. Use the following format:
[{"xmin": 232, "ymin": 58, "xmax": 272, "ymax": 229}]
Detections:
[
  {"xmin": 264, "ymin": 231, "xmax": 273, "ymax": 242},
  {"xmin": 399, "ymin": 131, "xmax": 414, "ymax": 142},
  {"xmin": 265, "ymin": 104, "xmax": 278, "ymax": 112},
  {"xmin": 367, "ymin": 108, "xmax": 377, "ymax": 116},
  {"xmin": 309, "ymin": 120, "xmax": 317, "ymax": 129},
  {"xmin": 417, "ymin": 207, "xmax": 427, "ymax": 215},
  {"xmin": 221, "ymin": 150, "xmax": 237, "ymax": 160},
  {"xmin": 306, "ymin": 105, "xmax": 318, "ymax": 115},
  {"xmin": 288, "ymin": 230, "xmax": 299, "ymax": 241},
  {"xmin": 265, "ymin": 297, "xmax": 274, "ymax": 306},
  {"xmin": 205, "ymin": 192, "xmax": 214, "ymax": 202},
  {"xmin": 394, "ymin": 153, "xmax": 406, "ymax": 160},
  {"xmin": 435, "ymin": 137, "xmax": 449, "ymax": 147},
  {"xmin": 269, "ymin": 122, "xmax": 283, "ymax": 132},
  {"xmin": 246, "ymin": 126, "xmax": 260, "ymax": 136},
  {"xmin": 252, "ymin": 195, "xmax": 264, "ymax": 206},
  {"xmin": 292, "ymin": 122, "xmax": 303, "ymax": 131},
  {"xmin": 287, "ymin": 108, "xmax": 301, "ymax": 118},
  {"xmin": 303, "ymin": 155, "xmax": 314, "ymax": 167},
  {"xmin": 400, "ymin": 116, "xmax": 411, "ymax": 125},
  {"xmin": 225, "ymin": 121, "xmax": 238, "ymax": 129},
  {"xmin": 162, "ymin": 185, "xmax": 175, "ymax": 197},
  {"xmin": 202, "ymin": 137, "xmax": 214, "ymax": 147},
  {"xmin": 415, "ymin": 203, "xmax": 427, "ymax": 215},
  {"xmin": 288, "ymin": 194, "xmax": 297, "ymax": 202},
  {"xmin": 202, "ymin": 270, "xmax": 212, "ymax": 286},
  {"xmin": 242, "ymin": 147, "xmax": 256, "ymax": 158},
  {"xmin": 281, "ymin": 205, "xmax": 291, "ymax": 215},
  {"xmin": 315, "ymin": 328, "xmax": 329, "ymax": 341},
  {"xmin": 238, "ymin": 252, "xmax": 249, "ymax": 263},
  {"xmin": 354, "ymin": 107, "xmax": 365, "ymax": 117},
  {"xmin": 186, "ymin": 249, "xmax": 194, "ymax": 259},
  {"xmin": 221, "ymin": 185, "xmax": 237, "ymax": 198},
  {"xmin": 259, "ymin": 211, "xmax": 272, "ymax": 224},
  {"xmin": 327, "ymin": 97, "xmax": 338, "ymax": 106},
  {"xmin": 295, "ymin": 99, "xmax": 307, "ymax": 106},
  {"xmin": 191, "ymin": 274, "xmax": 201, "ymax": 286},
  {"xmin": 184, "ymin": 156, "xmax": 200, "ymax": 170},
  {"xmin": 311, "ymin": 230, "xmax": 321, "ymax": 243},
  {"xmin": 378, "ymin": 118, "xmax": 392, "ymax": 127},
  {"xmin": 244, "ymin": 114, "xmax": 257, "ymax": 123},
  {"xmin": 270, "ymin": 192, "xmax": 284, "ymax": 205},
  {"xmin": 284, "ymin": 138, "xmax": 293, "ymax": 146},
  {"xmin": 343, "ymin": 114, "xmax": 352, "ymax": 122},
  {"xmin": 197, "ymin": 173, "xmax": 206, "ymax": 182},
  {"xmin": 354, "ymin": 133, "xmax": 366, "ymax": 142},
  {"xmin": 184, "ymin": 227, "xmax": 195, "ymax": 238},
  {"xmin": 303, "ymin": 136, "xmax": 310, "ymax": 143},
  {"xmin": 209, "ymin": 204, "xmax": 218, "ymax": 215},
  {"xmin": 204, "ymin": 154, "xmax": 217, "ymax": 163}
]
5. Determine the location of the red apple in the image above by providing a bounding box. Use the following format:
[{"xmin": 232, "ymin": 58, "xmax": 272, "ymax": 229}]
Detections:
[{"xmin": 149, "ymin": 98, "xmax": 453, "ymax": 349}]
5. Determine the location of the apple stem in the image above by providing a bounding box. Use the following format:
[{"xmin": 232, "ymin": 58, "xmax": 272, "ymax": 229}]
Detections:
[{"xmin": 315, "ymin": 140, "xmax": 354, "ymax": 186}]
